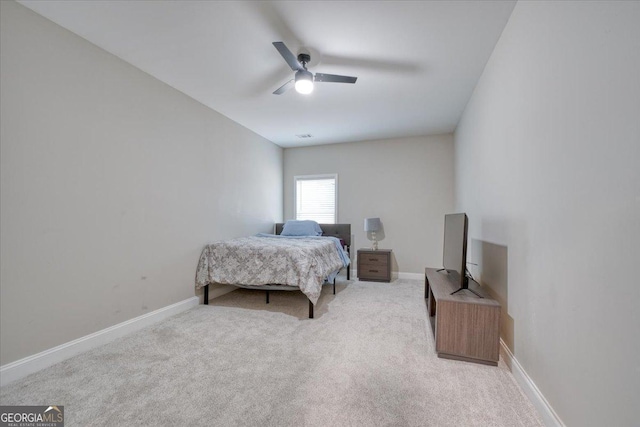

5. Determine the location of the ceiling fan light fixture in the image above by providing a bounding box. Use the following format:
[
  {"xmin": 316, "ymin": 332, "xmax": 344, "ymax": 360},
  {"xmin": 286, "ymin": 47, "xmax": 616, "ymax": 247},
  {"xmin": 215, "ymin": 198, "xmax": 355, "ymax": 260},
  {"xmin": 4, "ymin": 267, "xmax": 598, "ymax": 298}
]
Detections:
[
  {"xmin": 295, "ymin": 70, "xmax": 314, "ymax": 94},
  {"xmin": 272, "ymin": 42, "xmax": 356, "ymax": 95}
]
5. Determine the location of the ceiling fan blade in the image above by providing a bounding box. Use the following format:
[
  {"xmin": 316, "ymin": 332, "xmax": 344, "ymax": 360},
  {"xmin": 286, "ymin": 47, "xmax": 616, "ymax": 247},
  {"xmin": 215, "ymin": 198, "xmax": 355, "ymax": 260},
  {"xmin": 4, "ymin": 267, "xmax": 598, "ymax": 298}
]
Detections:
[
  {"xmin": 273, "ymin": 79, "xmax": 294, "ymax": 95},
  {"xmin": 272, "ymin": 42, "xmax": 303, "ymax": 71},
  {"xmin": 314, "ymin": 73, "xmax": 357, "ymax": 84}
]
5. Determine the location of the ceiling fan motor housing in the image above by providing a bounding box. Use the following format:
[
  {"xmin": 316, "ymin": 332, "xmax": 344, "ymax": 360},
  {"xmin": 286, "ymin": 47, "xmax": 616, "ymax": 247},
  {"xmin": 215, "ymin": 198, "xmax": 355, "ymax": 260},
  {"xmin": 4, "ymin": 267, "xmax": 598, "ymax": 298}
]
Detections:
[
  {"xmin": 297, "ymin": 53, "xmax": 311, "ymax": 67},
  {"xmin": 295, "ymin": 69, "xmax": 313, "ymax": 82}
]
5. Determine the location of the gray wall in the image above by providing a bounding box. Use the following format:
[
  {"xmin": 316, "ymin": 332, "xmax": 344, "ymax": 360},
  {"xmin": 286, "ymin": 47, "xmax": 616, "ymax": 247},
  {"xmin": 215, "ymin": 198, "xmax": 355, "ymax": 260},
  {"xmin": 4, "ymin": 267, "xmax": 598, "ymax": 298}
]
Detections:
[
  {"xmin": 0, "ymin": 1, "xmax": 283, "ymax": 365},
  {"xmin": 284, "ymin": 135, "xmax": 454, "ymax": 275},
  {"xmin": 455, "ymin": 2, "xmax": 640, "ymax": 426}
]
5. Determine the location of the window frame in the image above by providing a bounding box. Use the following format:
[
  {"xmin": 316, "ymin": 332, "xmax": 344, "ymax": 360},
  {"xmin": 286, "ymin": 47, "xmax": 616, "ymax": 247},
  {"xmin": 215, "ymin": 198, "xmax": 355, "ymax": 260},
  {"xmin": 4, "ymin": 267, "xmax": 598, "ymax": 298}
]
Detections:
[{"xmin": 293, "ymin": 173, "xmax": 338, "ymax": 224}]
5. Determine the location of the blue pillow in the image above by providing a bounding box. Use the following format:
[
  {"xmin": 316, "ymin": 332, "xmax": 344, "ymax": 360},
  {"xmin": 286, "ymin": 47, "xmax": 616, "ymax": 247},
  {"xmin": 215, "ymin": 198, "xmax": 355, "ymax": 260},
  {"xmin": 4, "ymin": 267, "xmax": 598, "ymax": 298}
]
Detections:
[{"xmin": 281, "ymin": 220, "xmax": 323, "ymax": 236}]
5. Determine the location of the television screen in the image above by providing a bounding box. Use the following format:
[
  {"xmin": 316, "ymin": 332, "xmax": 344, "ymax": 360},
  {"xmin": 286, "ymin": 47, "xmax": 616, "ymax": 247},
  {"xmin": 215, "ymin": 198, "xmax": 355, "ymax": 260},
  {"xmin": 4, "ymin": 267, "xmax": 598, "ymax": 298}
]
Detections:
[{"xmin": 442, "ymin": 213, "xmax": 468, "ymax": 289}]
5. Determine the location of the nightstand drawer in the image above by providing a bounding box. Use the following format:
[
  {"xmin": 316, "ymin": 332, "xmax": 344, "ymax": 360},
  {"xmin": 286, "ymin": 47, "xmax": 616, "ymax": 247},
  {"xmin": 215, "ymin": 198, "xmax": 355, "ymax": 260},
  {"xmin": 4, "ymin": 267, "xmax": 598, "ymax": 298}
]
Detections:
[
  {"xmin": 359, "ymin": 254, "xmax": 389, "ymax": 266},
  {"xmin": 359, "ymin": 265, "xmax": 390, "ymax": 280}
]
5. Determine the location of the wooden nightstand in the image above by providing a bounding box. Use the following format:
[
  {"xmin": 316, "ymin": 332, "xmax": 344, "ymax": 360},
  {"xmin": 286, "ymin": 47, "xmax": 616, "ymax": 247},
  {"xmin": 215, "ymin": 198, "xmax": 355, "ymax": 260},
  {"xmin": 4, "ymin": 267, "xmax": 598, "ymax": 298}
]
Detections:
[{"xmin": 357, "ymin": 249, "xmax": 392, "ymax": 282}]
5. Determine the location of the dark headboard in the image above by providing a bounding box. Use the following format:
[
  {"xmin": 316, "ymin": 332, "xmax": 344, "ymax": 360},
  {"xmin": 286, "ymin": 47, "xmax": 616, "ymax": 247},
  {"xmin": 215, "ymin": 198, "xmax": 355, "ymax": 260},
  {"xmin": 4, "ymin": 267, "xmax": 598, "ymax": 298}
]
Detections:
[{"xmin": 274, "ymin": 223, "xmax": 351, "ymax": 247}]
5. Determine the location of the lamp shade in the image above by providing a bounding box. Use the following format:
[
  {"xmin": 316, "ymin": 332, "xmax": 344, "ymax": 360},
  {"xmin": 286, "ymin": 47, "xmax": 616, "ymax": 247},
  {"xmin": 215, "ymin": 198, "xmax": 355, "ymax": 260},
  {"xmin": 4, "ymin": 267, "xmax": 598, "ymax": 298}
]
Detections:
[{"xmin": 364, "ymin": 217, "xmax": 381, "ymax": 232}]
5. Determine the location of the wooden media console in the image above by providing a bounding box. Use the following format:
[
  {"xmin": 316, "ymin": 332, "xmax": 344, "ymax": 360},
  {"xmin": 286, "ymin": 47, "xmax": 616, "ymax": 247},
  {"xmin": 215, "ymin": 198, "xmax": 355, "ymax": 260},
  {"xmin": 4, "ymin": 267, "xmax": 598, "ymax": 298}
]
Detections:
[{"xmin": 425, "ymin": 268, "xmax": 501, "ymax": 365}]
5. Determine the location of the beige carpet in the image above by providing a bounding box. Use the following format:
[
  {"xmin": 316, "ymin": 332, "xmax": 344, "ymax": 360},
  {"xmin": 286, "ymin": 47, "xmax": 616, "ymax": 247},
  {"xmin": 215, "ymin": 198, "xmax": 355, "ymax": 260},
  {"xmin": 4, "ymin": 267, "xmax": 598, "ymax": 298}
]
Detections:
[{"xmin": 0, "ymin": 277, "xmax": 543, "ymax": 426}]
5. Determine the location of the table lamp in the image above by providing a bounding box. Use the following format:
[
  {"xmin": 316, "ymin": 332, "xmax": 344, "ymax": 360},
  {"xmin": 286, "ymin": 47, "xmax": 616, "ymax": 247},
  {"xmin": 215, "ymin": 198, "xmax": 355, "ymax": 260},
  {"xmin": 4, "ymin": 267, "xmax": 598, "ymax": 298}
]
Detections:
[{"xmin": 364, "ymin": 217, "xmax": 381, "ymax": 250}]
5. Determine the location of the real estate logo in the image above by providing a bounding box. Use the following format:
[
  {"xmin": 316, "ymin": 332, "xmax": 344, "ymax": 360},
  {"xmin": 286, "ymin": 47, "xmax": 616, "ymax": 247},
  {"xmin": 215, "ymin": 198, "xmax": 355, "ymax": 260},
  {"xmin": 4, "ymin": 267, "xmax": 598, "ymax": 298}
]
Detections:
[{"xmin": 0, "ymin": 405, "xmax": 64, "ymax": 427}]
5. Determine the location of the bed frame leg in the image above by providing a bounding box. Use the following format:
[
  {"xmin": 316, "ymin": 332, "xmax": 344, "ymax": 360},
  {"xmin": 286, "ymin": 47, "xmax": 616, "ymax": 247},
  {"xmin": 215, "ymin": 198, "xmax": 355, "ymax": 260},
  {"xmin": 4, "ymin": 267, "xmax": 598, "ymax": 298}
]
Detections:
[
  {"xmin": 309, "ymin": 300, "xmax": 314, "ymax": 319},
  {"xmin": 347, "ymin": 267, "xmax": 350, "ymax": 281},
  {"xmin": 266, "ymin": 290, "xmax": 269, "ymax": 304},
  {"xmin": 204, "ymin": 285, "xmax": 209, "ymax": 305},
  {"xmin": 333, "ymin": 278, "xmax": 336, "ymax": 295}
]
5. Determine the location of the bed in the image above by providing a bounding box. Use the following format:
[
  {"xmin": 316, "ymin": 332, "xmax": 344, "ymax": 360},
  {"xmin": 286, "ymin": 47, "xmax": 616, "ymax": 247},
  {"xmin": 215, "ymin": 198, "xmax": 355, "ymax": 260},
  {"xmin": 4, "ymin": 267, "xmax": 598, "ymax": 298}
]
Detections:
[{"xmin": 195, "ymin": 222, "xmax": 351, "ymax": 318}]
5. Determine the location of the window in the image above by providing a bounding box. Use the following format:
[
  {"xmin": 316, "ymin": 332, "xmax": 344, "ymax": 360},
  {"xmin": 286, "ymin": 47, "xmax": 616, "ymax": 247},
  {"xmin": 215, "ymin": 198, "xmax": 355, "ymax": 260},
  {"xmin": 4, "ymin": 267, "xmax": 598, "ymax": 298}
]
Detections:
[{"xmin": 294, "ymin": 174, "xmax": 337, "ymax": 224}]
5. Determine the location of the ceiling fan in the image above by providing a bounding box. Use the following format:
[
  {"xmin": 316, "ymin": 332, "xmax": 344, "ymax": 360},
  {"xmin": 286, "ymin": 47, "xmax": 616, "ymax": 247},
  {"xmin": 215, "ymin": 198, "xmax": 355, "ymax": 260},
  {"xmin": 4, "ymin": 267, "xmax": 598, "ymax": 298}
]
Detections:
[{"xmin": 272, "ymin": 41, "xmax": 357, "ymax": 95}]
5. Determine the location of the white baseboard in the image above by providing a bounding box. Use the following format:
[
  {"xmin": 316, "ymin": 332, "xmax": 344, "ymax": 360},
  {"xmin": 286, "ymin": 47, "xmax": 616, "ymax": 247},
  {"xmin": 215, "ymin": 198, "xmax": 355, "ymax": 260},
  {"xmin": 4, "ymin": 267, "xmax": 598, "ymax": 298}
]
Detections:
[
  {"xmin": 349, "ymin": 269, "xmax": 424, "ymax": 281},
  {"xmin": 0, "ymin": 296, "xmax": 199, "ymax": 387},
  {"xmin": 500, "ymin": 339, "xmax": 565, "ymax": 427}
]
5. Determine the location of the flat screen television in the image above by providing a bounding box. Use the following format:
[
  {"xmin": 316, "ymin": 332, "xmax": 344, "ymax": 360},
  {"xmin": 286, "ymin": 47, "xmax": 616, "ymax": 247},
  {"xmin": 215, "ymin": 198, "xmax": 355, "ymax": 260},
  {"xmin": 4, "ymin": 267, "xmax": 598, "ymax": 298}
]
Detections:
[{"xmin": 441, "ymin": 213, "xmax": 481, "ymax": 297}]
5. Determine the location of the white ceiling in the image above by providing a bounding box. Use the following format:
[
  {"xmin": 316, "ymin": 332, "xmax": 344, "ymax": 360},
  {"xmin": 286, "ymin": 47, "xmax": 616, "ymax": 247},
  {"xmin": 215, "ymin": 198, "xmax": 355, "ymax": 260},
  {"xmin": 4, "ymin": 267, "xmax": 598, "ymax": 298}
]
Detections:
[{"xmin": 18, "ymin": 0, "xmax": 516, "ymax": 148}]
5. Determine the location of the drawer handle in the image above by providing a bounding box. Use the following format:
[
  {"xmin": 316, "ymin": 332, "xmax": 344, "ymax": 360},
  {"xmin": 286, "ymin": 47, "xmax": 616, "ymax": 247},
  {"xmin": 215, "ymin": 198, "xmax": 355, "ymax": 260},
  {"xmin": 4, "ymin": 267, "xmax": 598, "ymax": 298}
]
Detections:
[
  {"xmin": 368, "ymin": 258, "xmax": 378, "ymax": 262},
  {"xmin": 370, "ymin": 269, "xmax": 379, "ymax": 273}
]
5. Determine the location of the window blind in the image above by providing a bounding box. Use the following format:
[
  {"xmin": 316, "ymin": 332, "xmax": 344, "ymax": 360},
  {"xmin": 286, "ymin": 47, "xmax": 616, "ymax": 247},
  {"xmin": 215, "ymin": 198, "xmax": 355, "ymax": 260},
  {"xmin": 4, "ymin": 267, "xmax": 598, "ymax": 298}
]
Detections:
[{"xmin": 295, "ymin": 175, "xmax": 336, "ymax": 224}]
